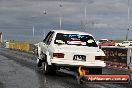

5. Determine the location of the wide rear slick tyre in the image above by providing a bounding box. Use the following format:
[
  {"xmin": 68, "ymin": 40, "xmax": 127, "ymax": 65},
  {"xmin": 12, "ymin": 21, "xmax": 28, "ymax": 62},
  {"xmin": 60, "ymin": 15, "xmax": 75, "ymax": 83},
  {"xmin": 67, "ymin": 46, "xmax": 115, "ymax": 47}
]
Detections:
[
  {"xmin": 88, "ymin": 68, "xmax": 102, "ymax": 74},
  {"xmin": 43, "ymin": 62, "xmax": 56, "ymax": 75}
]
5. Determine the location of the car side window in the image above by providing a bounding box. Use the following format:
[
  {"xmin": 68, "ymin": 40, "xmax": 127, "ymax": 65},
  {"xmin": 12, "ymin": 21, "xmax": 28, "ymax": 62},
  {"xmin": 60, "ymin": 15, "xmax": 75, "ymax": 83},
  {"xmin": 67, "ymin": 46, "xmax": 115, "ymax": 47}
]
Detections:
[
  {"xmin": 43, "ymin": 31, "xmax": 52, "ymax": 43},
  {"xmin": 44, "ymin": 31, "xmax": 54, "ymax": 45},
  {"xmin": 46, "ymin": 32, "xmax": 54, "ymax": 45}
]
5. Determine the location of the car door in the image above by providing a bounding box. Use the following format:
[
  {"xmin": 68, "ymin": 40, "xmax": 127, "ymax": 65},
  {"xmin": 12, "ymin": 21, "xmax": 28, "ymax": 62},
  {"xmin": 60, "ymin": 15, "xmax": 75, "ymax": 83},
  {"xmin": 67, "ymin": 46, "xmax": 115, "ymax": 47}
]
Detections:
[{"xmin": 42, "ymin": 31, "xmax": 54, "ymax": 54}]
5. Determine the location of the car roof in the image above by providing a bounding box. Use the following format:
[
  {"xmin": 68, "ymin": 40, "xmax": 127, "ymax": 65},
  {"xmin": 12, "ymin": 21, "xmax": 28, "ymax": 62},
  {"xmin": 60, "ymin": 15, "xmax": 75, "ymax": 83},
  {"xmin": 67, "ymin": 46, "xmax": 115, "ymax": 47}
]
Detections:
[
  {"xmin": 99, "ymin": 39, "xmax": 108, "ymax": 41},
  {"xmin": 51, "ymin": 30, "xmax": 93, "ymax": 36}
]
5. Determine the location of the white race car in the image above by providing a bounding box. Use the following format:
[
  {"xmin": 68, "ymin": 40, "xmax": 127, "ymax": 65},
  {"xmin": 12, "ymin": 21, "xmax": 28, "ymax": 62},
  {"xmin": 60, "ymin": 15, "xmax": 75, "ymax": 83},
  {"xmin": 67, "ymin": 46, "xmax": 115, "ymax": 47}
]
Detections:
[{"xmin": 37, "ymin": 30, "xmax": 106, "ymax": 74}]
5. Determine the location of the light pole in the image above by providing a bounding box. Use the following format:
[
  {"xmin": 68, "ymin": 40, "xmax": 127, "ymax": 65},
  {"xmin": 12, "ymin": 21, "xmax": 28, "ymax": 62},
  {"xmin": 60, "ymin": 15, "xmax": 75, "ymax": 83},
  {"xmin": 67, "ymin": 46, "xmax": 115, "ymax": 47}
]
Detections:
[
  {"xmin": 43, "ymin": 10, "xmax": 47, "ymax": 39},
  {"xmin": 126, "ymin": 0, "xmax": 130, "ymax": 41},
  {"xmin": 31, "ymin": 16, "xmax": 36, "ymax": 43},
  {"xmin": 31, "ymin": 10, "xmax": 47, "ymax": 42},
  {"xmin": 59, "ymin": 0, "xmax": 62, "ymax": 30},
  {"xmin": 82, "ymin": 0, "xmax": 87, "ymax": 32},
  {"xmin": 32, "ymin": 24, "xmax": 34, "ymax": 38},
  {"xmin": 31, "ymin": 16, "xmax": 37, "ymax": 42},
  {"xmin": 84, "ymin": 6, "xmax": 87, "ymax": 32}
]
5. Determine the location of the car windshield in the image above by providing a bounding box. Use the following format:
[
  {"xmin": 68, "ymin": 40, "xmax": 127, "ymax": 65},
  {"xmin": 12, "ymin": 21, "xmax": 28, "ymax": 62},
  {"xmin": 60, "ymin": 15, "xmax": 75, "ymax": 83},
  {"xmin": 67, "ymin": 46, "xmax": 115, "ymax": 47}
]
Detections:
[{"xmin": 54, "ymin": 33, "xmax": 98, "ymax": 47}]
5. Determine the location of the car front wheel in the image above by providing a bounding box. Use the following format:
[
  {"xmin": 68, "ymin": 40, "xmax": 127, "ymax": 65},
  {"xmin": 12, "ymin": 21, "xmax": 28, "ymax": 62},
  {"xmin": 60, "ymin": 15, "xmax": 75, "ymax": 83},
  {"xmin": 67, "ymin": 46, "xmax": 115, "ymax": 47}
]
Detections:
[
  {"xmin": 37, "ymin": 58, "xmax": 42, "ymax": 67},
  {"xmin": 43, "ymin": 62, "xmax": 50, "ymax": 74}
]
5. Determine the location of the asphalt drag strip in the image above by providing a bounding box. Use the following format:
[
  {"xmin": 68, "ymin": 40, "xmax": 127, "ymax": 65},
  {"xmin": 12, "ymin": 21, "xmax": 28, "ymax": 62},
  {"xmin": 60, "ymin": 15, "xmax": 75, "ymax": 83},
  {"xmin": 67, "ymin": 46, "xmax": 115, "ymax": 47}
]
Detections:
[{"xmin": 0, "ymin": 48, "xmax": 132, "ymax": 88}]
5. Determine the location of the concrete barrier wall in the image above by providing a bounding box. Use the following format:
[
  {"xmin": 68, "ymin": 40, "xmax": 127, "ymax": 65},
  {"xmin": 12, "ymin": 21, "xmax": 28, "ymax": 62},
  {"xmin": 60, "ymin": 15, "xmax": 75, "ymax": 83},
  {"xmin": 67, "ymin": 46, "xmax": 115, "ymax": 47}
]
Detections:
[{"xmin": 5, "ymin": 42, "xmax": 29, "ymax": 52}]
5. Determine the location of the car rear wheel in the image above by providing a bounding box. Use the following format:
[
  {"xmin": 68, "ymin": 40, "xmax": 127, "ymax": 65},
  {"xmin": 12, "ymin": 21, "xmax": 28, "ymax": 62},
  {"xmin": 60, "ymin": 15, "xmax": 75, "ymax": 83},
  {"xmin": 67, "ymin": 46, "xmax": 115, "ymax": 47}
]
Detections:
[
  {"xmin": 43, "ymin": 62, "xmax": 56, "ymax": 75},
  {"xmin": 88, "ymin": 68, "xmax": 102, "ymax": 74}
]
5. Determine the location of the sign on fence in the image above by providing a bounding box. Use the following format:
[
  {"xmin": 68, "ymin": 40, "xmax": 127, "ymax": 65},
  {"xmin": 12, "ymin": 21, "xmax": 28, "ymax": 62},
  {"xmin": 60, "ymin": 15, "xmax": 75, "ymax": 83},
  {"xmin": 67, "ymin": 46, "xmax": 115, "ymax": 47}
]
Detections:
[{"xmin": 102, "ymin": 46, "xmax": 132, "ymax": 68}]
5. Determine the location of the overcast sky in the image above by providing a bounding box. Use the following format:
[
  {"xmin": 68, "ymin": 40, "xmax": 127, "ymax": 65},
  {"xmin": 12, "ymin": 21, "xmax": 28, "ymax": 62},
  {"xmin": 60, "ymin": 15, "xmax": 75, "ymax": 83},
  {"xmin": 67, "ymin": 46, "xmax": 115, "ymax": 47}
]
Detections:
[{"xmin": 0, "ymin": 0, "xmax": 132, "ymax": 41}]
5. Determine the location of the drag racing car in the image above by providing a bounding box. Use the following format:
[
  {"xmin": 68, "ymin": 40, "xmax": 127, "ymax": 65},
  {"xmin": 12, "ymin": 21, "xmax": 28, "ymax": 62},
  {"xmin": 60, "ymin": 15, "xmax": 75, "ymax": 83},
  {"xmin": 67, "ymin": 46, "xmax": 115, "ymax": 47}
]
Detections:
[{"xmin": 37, "ymin": 30, "xmax": 106, "ymax": 74}]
